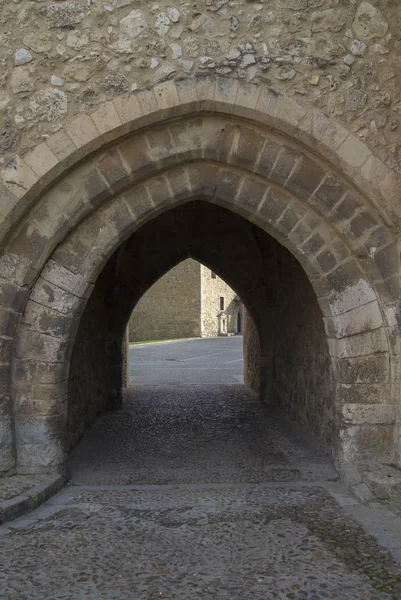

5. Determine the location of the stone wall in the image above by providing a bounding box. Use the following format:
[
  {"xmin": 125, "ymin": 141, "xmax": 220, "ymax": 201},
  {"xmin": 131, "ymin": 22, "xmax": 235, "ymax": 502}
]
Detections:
[
  {"xmin": 68, "ymin": 254, "xmax": 125, "ymax": 452},
  {"xmin": 1, "ymin": 1, "xmax": 400, "ymax": 179},
  {"xmin": 129, "ymin": 259, "xmax": 240, "ymax": 341},
  {"xmin": 243, "ymin": 310, "xmax": 260, "ymax": 394},
  {"xmin": 129, "ymin": 259, "xmax": 201, "ymax": 342},
  {"xmin": 200, "ymin": 264, "xmax": 240, "ymax": 337},
  {"xmin": 273, "ymin": 247, "xmax": 335, "ymax": 445}
]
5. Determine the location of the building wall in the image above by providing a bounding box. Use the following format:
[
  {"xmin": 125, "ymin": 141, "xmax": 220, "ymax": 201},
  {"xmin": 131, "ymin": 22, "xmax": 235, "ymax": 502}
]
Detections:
[
  {"xmin": 200, "ymin": 265, "xmax": 241, "ymax": 338},
  {"xmin": 129, "ymin": 259, "xmax": 201, "ymax": 342},
  {"xmin": 129, "ymin": 260, "xmax": 241, "ymax": 341}
]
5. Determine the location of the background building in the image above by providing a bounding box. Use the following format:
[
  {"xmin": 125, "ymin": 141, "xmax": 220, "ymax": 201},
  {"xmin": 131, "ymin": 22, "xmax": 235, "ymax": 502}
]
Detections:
[{"xmin": 129, "ymin": 259, "xmax": 243, "ymax": 341}]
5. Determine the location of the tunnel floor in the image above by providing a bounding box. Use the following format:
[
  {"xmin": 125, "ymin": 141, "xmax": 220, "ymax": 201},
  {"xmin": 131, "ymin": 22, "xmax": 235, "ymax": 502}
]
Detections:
[{"xmin": 1, "ymin": 339, "xmax": 401, "ymax": 599}]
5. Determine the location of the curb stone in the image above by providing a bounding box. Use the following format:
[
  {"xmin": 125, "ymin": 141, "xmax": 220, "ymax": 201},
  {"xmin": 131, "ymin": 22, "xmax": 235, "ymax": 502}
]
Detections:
[{"xmin": 0, "ymin": 475, "xmax": 64, "ymax": 526}]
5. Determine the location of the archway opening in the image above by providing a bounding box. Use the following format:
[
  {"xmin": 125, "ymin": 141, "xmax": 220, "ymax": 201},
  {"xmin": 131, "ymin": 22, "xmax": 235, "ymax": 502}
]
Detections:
[
  {"xmin": 127, "ymin": 258, "xmax": 245, "ymax": 386},
  {"xmin": 7, "ymin": 99, "xmax": 395, "ymax": 478},
  {"xmin": 66, "ymin": 200, "xmax": 335, "ymax": 482}
]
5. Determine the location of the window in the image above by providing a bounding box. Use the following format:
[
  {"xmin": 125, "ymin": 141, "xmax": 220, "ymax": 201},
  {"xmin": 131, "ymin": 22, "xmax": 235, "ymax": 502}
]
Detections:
[
  {"xmin": 219, "ymin": 296, "xmax": 225, "ymax": 311},
  {"xmin": 211, "ymin": 271, "xmax": 216, "ymax": 279}
]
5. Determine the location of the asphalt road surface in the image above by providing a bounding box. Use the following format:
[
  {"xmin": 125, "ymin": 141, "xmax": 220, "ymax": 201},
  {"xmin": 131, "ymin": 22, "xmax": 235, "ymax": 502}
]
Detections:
[{"xmin": 128, "ymin": 336, "xmax": 244, "ymax": 385}]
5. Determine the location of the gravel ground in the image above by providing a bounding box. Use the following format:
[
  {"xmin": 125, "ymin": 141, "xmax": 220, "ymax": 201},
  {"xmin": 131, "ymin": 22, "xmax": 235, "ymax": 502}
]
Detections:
[{"xmin": 1, "ymin": 486, "xmax": 401, "ymax": 599}]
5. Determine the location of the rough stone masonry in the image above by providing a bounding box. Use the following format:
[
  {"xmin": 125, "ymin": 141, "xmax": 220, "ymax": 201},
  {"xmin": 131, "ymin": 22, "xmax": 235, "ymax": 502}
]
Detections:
[{"xmin": 0, "ymin": 1, "xmax": 399, "ymax": 170}]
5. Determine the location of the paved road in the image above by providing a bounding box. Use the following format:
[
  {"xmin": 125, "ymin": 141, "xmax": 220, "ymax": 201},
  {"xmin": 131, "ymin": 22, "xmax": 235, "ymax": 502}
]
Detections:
[
  {"xmin": 1, "ymin": 338, "xmax": 401, "ymax": 599},
  {"xmin": 128, "ymin": 336, "xmax": 244, "ymax": 385}
]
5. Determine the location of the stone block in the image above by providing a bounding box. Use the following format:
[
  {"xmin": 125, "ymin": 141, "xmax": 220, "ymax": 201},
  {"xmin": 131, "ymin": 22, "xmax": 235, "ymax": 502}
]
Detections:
[
  {"xmin": 350, "ymin": 482, "xmax": 375, "ymax": 503},
  {"xmin": 236, "ymin": 80, "xmax": 261, "ymax": 111},
  {"xmin": 100, "ymin": 196, "xmax": 135, "ymax": 239},
  {"xmin": 82, "ymin": 167, "xmax": 110, "ymax": 208},
  {"xmin": 256, "ymin": 86, "xmax": 281, "ymax": 122},
  {"xmin": 331, "ymin": 192, "xmax": 360, "ymax": 222},
  {"xmin": 254, "ymin": 138, "xmax": 282, "ymax": 178},
  {"xmin": 311, "ymin": 174, "xmax": 347, "ymax": 215},
  {"xmin": 186, "ymin": 163, "xmax": 219, "ymax": 197},
  {"xmin": 276, "ymin": 97, "xmax": 307, "ymax": 131},
  {"xmin": 200, "ymin": 118, "xmax": 226, "ymax": 162},
  {"xmin": 123, "ymin": 185, "xmax": 156, "ymax": 221},
  {"xmin": 153, "ymin": 80, "xmax": 179, "ymax": 110},
  {"xmin": 24, "ymin": 143, "xmax": 58, "ymax": 179},
  {"xmin": 329, "ymin": 276, "xmax": 377, "ymax": 316},
  {"xmin": 235, "ymin": 176, "xmax": 268, "ymax": 216},
  {"xmin": 270, "ymin": 148, "xmax": 299, "ymax": 186},
  {"xmin": 276, "ymin": 202, "xmax": 306, "ymax": 235},
  {"xmin": 326, "ymin": 260, "xmax": 365, "ymax": 296},
  {"xmin": 336, "ymin": 383, "xmax": 390, "ymax": 405},
  {"xmin": 0, "ymin": 278, "xmax": 26, "ymax": 313},
  {"xmin": 22, "ymin": 300, "xmax": 75, "ymax": 339},
  {"xmin": 348, "ymin": 211, "xmax": 377, "ymax": 239},
  {"xmin": 1, "ymin": 156, "xmax": 38, "ymax": 199},
  {"xmin": 0, "ymin": 305, "xmax": 20, "ymax": 338},
  {"xmin": 113, "ymin": 94, "xmax": 143, "ymax": 126},
  {"xmin": 90, "ymin": 101, "xmax": 121, "ymax": 135},
  {"xmin": 320, "ymin": 121, "xmax": 349, "ymax": 152},
  {"xmin": 315, "ymin": 248, "xmax": 337, "ymax": 274},
  {"xmin": 15, "ymin": 329, "xmax": 69, "ymax": 363},
  {"xmin": 132, "ymin": 88, "xmax": 158, "ymax": 118},
  {"xmin": 6, "ymin": 220, "xmax": 49, "ymax": 268},
  {"xmin": 288, "ymin": 220, "xmax": 312, "ymax": 248},
  {"xmin": 117, "ymin": 135, "xmax": 153, "ymax": 178},
  {"xmin": 0, "ymin": 337, "xmax": 13, "ymax": 363},
  {"xmin": 342, "ymin": 403, "xmax": 395, "ymax": 425},
  {"xmin": 257, "ymin": 188, "xmax": 289, "ymax": 225},
  {"xmin": 13, "ymin": 359, "xmax": 69, "ymax": 386},
  {"xmin": 166, "ymin": 168, "xmax": 191, "ymax": 202},
  {"xmin": 337, "ymin": 135, "xmax": 372, "ymax": 168},
  {"xmin": 169, "ymin": 117, "xmax": 203, "ymax": 161},
  {"xmin": 66, "ymin": 114, "xmax": 99, "ymax": 148},
  {"xmin": 328, "ymin": 328, "xmax": 388, "ymax": 358},
  {"xmin": 97, "ymin": 150, "xmax": 130, "ymax": 194},
  {"xmin": 30, "ymin": 277, "xmax": 82, "ymax": 315},
  {"xmin": 46, "ymin": 129, "xmax": 77, "ymax": 161},
  {"xmin": 228, "ymin": 125, "xmax": 266, "ymax": 171},
  {"xmin": 41, "ymin": 259, "xmax": 88, "ymax": 297},
  {"xmin": 301, "ymin": 232, "xmax": 325, "ymax": 257},
  {"xmin": 214, "ymin": 77, "xmax": 239, "ymax": 110},
  {"xmin": 215, "ymin": 169, "xmax": 244, "ymax": 204},
  {"xmin": 146, "ymin": 127, "xmax": 175, "ymax": 163},
  {"xmin": 333, "ymin": 354, "xmax": 390, "ymax": 384},
  {"xmin": 373, "ymin": 244, "xmax": 399, "ymax": 282},
  {"xmin": 324, "ymin": 301, "xmax": 383, "ymax": 338}
]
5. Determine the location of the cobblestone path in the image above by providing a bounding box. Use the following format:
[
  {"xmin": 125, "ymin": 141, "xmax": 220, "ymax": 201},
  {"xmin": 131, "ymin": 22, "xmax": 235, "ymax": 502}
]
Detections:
[{"xmin": 1, "ymin": 340, "xmax": 401, "ymax": 599}]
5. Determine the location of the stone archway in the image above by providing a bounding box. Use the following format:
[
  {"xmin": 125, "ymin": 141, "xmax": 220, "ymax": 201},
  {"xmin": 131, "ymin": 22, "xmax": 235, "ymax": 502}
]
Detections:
[{"xmin": 0, "ymin": 77, "xmax": 399, "ymax": 480}]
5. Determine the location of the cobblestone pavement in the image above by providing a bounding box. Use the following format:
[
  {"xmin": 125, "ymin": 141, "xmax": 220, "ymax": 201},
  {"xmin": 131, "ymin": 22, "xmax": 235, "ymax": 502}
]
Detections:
[
  {"xmin": 68, "ymin": 385, "xmax": 337, "ymax": 485},
  {"xmin": 1, "ymin": 339, "xmax": 401, "ymax": 598}
]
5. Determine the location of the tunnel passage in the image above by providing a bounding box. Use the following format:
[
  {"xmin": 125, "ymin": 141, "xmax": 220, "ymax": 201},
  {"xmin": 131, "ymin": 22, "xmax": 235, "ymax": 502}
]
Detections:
[{"xmin": 68, "ymin": 201, "xmax": 334, "ymax": 453}]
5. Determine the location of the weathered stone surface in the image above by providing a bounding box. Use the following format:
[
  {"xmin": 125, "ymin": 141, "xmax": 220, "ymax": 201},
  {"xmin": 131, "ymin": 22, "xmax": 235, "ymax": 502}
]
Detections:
[
  {"xmin": 353, "ymin": 2, "xmax": 388, "ymax": 40},
  {"xmin": 14, "ymin": 49, "xmax": 32, "ymax": 66},
  {"xmin": 0, "ymin": 130, "xmax": 21, "ymax": 156},
  {"xmin": 28, "ymin": 89, "xmax": 68, "ymax": 122},
  {"xmin": 119, "ymin": 9, "xmax": 148, "ymax": 38},
  {"xmin": 39, "ymin": 3, "xmax": 85, "ymax": 29}
]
